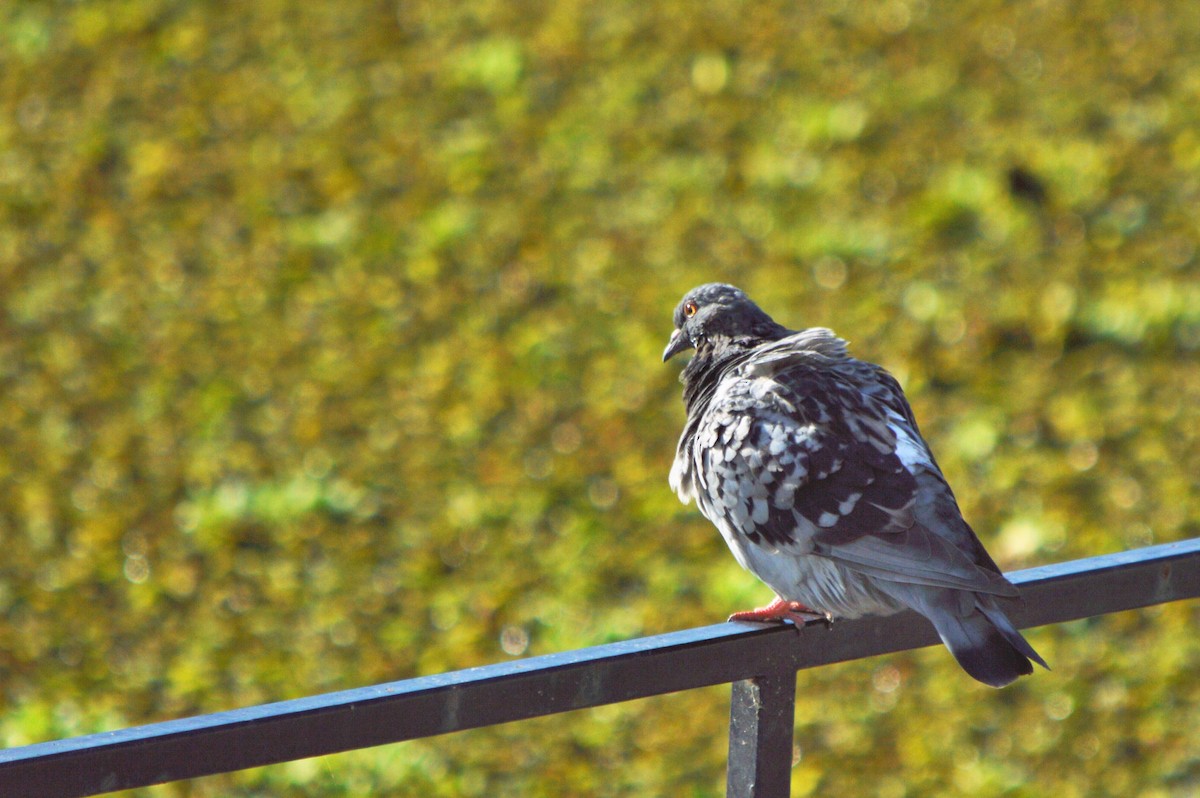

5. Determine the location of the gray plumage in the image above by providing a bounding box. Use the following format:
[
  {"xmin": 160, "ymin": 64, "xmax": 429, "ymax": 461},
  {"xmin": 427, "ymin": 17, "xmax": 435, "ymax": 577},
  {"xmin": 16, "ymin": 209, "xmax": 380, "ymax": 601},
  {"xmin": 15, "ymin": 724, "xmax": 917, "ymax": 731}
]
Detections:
[{"xmin": 664, "ymin": 283, "xmax": 1047, "ymax": 687}]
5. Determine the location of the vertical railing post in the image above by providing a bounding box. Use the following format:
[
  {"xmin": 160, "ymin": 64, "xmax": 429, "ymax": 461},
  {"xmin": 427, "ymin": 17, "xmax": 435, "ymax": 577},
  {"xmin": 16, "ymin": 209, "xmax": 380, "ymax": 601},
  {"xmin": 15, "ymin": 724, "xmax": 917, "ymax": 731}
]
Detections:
[{"xmin": 726, "ymin": 669, "xmax": 796, "ymax": 798}]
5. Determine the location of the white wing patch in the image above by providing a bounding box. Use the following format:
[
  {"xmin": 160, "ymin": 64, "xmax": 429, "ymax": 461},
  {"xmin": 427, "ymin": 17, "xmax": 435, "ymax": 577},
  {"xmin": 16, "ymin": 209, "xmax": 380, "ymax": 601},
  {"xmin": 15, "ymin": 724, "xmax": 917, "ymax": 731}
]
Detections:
[{"xmin": 888, "ymin": 410, "xmax": 930, "ymax": 471}]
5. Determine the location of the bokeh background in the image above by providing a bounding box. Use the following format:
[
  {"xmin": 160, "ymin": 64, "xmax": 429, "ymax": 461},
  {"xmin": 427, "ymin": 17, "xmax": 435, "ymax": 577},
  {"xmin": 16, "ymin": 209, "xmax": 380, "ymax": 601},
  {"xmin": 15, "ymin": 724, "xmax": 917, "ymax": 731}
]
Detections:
[{"xmin": 3, "ymin": 0, "xmax": 1200, "ymax": 795}]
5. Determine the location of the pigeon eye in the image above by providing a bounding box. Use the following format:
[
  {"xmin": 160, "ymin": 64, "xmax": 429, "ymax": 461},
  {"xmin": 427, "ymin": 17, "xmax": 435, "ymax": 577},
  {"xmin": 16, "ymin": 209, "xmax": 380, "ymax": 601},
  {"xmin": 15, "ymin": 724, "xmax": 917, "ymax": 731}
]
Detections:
[{"xmin": 684, "ymin": 301, "xmax": 698, "ymax": 318}]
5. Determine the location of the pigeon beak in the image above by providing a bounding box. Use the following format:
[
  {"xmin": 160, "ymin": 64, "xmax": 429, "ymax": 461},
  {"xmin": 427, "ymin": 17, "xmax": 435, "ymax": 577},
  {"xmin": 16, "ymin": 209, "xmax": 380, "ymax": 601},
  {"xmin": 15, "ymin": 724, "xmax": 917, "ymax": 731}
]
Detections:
[{"xmin": 662, "ymin": 328, "xmax": 693, "ymax": 362}]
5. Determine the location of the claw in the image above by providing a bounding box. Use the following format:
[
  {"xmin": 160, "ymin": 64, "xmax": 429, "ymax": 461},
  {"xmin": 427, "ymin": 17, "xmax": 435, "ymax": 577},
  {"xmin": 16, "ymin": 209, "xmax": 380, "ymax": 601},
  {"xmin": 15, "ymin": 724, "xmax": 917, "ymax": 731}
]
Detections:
[{"xmin": 728, "ymin": 597, "xmax": 831, "ymax": 627}]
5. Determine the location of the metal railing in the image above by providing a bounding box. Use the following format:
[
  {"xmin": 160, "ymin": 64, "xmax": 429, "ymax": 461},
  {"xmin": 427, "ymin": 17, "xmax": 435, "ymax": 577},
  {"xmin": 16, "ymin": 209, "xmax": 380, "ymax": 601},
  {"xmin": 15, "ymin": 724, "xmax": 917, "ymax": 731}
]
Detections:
[{"xmin": 3, "ymin": 538, "xmax": 1200, "ymax": 798}]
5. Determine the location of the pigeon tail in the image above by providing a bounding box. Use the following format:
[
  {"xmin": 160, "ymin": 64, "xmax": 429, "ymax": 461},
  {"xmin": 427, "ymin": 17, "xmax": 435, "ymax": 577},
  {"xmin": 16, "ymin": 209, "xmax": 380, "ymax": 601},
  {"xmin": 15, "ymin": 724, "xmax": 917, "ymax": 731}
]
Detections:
[
  {"xmin": 881, "ymin": 583, "xmax": 1048, "ymax": 688},
  {"xmin": 932, "ymin": 600, "xmax": 1049, "ymax": 688}
]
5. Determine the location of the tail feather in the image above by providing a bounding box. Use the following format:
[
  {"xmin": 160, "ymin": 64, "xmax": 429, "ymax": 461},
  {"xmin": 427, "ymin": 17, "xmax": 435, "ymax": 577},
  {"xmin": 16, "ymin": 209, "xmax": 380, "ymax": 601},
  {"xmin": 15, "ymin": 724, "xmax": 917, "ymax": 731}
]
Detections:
[
  {"xmin": 933, "ymin": 605, "xmax": 1046, "ymax": 688},
  {"xmin": 978, "ymin": 602, "xmax": 1050, "ymax": 671},
  {"xmin": 879, "ymin": 582, "xmax": 1048, "ymax": 688}
]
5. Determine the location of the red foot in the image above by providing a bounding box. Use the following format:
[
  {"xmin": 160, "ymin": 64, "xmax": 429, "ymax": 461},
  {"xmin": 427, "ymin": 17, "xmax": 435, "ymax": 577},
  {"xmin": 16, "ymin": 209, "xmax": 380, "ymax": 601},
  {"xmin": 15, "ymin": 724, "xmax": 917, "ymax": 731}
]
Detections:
[{"xmin": 728, "ymin": 597, "xmax": 830, "ymax": 626}]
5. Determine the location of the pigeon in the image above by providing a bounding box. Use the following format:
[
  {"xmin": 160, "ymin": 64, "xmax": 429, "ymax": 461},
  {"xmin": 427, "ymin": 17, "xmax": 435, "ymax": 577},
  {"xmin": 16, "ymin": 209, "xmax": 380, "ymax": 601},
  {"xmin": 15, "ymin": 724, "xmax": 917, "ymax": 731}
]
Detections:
[{"xmin": 663, "ymin": 283, "xmax": 1047, "ymax": 687}]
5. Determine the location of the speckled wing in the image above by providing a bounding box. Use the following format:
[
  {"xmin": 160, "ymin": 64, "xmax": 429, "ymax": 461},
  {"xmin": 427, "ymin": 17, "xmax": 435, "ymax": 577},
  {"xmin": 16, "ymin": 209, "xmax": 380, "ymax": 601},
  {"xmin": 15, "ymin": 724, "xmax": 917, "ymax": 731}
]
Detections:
[{"xmin": 685, "ymin": 332, "xmax": 1016, "ymax": 597}]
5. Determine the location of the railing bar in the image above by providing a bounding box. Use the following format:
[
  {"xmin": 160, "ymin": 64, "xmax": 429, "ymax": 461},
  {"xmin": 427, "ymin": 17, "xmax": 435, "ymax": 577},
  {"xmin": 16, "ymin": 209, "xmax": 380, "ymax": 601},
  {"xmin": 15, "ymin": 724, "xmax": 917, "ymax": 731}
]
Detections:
[
  {"xmin": 0, "ymin": 538, "xmax": 1197, "ymax": 797},
  {"xmin": 1006, "ymin": 538, "xmax": 1200, "ymax": 585}
]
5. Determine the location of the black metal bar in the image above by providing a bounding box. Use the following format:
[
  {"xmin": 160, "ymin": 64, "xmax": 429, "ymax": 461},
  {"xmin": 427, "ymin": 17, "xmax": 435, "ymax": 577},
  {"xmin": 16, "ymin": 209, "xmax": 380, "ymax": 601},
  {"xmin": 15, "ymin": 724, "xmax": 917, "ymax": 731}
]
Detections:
[
  {"xmin": 1, "ymin": 538, "xmax": 1198, "ymax": 797},
  {"xmin": 727, "ymin": 671, "xmax": 796, "ymax": 798},
  {"xmin": 1007, "ymin": 538, "xmax": 1200, "ymax": 626},
  {"xmin": 0, "ymin": 622, "xmax": 812, "ymax": 797}
]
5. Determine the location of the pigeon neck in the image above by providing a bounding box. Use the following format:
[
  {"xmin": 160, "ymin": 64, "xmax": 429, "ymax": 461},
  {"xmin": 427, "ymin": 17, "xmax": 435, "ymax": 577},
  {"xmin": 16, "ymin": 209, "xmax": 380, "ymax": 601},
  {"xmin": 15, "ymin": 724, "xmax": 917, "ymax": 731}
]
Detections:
[{"xmin": 680, "ymin": 336, "xmax": 765, "ymax": 416}]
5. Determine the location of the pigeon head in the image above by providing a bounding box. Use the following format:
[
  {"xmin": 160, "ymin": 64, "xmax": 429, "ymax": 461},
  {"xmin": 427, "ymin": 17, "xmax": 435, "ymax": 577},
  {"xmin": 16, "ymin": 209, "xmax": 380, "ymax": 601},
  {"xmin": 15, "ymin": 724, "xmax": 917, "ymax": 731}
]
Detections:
[{"xmin": 663, "ymin": 283, "xmax": 787, "ymax": 362}]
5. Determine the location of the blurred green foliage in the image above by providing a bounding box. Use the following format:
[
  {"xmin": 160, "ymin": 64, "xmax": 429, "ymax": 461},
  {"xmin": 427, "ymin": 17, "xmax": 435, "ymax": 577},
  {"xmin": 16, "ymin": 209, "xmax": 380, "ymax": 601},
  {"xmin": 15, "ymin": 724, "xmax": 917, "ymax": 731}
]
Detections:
[{"xmin": 2, "ymin": 0, "xmax": 1199, "ymax": 795}]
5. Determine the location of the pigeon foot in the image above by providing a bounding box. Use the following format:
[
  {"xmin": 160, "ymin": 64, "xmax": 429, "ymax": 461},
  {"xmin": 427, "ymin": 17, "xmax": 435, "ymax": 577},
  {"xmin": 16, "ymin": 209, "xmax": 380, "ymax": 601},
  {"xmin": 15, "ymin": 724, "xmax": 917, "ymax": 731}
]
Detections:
[{"xmin": 728, "ymin": 597, "xmax": 831, "ymax": 626}]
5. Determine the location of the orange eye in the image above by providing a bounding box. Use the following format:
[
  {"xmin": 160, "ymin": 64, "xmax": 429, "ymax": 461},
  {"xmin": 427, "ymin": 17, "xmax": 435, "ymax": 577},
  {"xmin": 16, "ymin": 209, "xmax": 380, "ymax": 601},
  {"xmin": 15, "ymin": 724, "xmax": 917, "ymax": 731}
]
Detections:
[{"xmin": 684, "ymin": 301, "xmax": 698, "ymax": 318}]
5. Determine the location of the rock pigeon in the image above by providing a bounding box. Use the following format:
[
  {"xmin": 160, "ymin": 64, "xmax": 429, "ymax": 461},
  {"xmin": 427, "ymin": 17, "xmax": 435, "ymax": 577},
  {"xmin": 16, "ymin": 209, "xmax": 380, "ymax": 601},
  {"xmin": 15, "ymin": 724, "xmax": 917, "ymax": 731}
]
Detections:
[{"xmin": 664, "ymin": 283, "xmax": 1047, "ymax": 687}]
